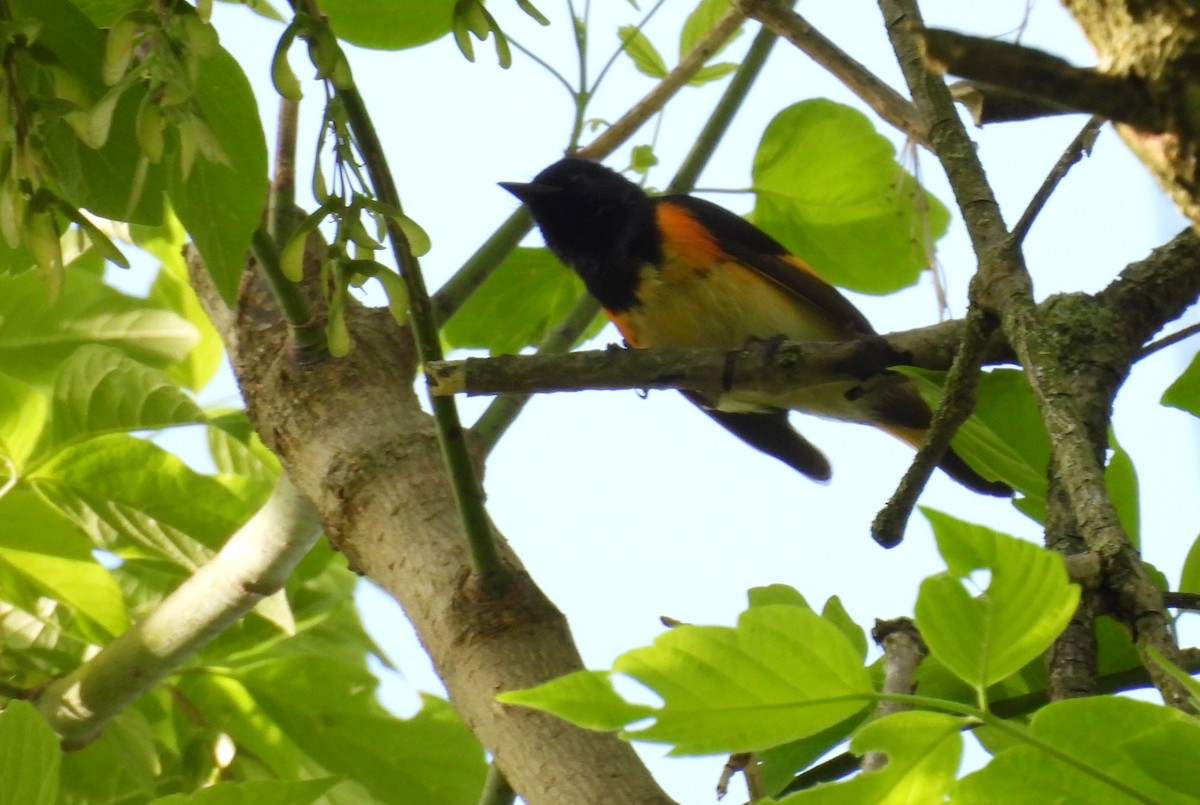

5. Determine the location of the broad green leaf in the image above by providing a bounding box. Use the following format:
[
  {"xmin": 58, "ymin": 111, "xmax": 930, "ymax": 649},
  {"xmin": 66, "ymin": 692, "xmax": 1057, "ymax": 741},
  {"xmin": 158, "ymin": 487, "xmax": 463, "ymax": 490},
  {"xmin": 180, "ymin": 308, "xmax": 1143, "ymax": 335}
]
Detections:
[
  {"xmin": 618, "ymin": 25, "xmax": 668, "ymax": 79},
  {"xmin": 1105, "ymin": 430, "xmax": 1139, "ymax": 548},
  {"xmin": 63, "ymin": 0, "xmax": 144, "ymax": 26},
  {"xmin": 821, "ymin": 595, "xmax": 866, "ymax": 662},
  {"xmin": 497, "ymin": 670, "xmax": 656, "ymax": 731},
  {"xmin": 60, "ymin": 707, "xmax": 160, "ymax": 804},
  {"xmin": 901, "ymin": 368, "xmax": 1046, "ymax": 510},
  {"xmin": 679, "ymin": 0, "xmax": 742, "ymax": 59},
  {"xmin": 0, "ymin": 701, "xmax": 60, "ymax": 805},
  {"xmin": 1181, "ymin": 533, "xmax": 1200, "ymax": 594},
  {"xmin": 1162, "ymin": 348, "xmax": 1200, "ymax": 417},
  {"xmin": 0, "ymin": 267, "xmax": 197, "ymax": 384},
  {"xmin": 240, "ymin": 660, "xmax": 487, "ymax": 805},
  {"xmin": 953, "ymin": 697, "xmax": 1200, "ymax": 803},
  {"xmin": 135, "ymin": 212, "xmax": 225, "ymax": 391},
  {"xmin": 50, "ymin": 345, "xmax": 205, "ymax": 445},
  {"xmin": 0, "ymin": 373, "xmax": 47, "ymax": 469},
  {"xmin": 322, "ymin": 0, "xmax": 454, "ymax": 50},
  {"xmin": 614, "ymin": 605, "xmax": 873, "ymax": 754},
  {"xmin": 747, "ymin": 583, "xmax": 809, "ymax": 610},
  {"xmin": 1094, "ymin": 615, "xmax": 1140, "ymax": 676},
  {"xmin": 751, "ymin": 99, "xmax": 949, "ymax": 294},
  {"xmin": 205, "ymin": 409, "xmax": 279, "ymax": 505},
  {"xmin": 21, "ymin": 0, "xmax": 166, "ymax": 224},
  {"xmin": 0, "ymin": 490, "xmax": 128, "ymax": 637},
  {"xmin": 773, "ymin": 712, "xmax": 965, "ymax": 804},
  {"xmin": 149, "ymin": 779, "xmax": 338, "ymax": 805},
  {"xmin": 915, "ymin": 510, "xmax": 1080, "ymax": 692},
  {"xmin": 442, "ymin": 247, "xmax": 604, "ymax": 355},
  {"xmin": 167, "ymin": 46, "xmax": 268, "ymax": 305},
  {"xmin": 30, "ymin": 434, "xmax": 249, "ymax": 569}
]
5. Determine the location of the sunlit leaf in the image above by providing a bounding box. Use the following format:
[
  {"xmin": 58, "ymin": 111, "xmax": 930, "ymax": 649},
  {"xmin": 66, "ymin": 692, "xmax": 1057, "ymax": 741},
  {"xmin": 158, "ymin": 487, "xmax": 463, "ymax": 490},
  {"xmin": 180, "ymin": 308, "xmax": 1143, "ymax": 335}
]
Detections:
[
  {"xmin": 915, "ymin": 510, "xmax": 1079, "ymax": 692},
  {"xmin": 751, "ymin": 99, "xmax": 949, "ymax": 293}
]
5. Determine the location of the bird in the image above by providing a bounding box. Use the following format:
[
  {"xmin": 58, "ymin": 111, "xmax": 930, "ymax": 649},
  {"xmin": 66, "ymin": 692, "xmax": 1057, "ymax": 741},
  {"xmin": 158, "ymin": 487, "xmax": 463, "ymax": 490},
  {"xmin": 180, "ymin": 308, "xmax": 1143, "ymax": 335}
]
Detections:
[{"xmin": 500, "ymin": 157, "xmax": 1010, "ymax": 496}]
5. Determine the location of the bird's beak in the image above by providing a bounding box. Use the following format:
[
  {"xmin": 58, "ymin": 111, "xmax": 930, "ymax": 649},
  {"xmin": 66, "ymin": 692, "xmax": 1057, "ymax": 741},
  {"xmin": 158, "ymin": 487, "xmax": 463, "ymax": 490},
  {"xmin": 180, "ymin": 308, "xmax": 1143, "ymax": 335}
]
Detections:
[{"xmin": 499, "ymin": 181, "xmax": 555, "ymax": 204}]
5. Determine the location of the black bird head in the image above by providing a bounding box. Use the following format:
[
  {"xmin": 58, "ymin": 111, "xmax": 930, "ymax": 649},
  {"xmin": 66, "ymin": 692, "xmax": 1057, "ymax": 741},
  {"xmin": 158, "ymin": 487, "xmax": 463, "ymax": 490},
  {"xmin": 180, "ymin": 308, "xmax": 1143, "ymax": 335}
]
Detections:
[{"xmin": 501, "ymin": 158, "xmax": 660, "ymax": 311}]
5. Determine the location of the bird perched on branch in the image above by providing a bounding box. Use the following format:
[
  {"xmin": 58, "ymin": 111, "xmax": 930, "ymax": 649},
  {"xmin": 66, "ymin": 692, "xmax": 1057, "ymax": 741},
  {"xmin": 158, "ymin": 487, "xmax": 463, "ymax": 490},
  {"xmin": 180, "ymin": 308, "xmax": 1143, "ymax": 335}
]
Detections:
[{"xmin": 501, "ymin": 157, "xmax": 1009, "ymax": 496}]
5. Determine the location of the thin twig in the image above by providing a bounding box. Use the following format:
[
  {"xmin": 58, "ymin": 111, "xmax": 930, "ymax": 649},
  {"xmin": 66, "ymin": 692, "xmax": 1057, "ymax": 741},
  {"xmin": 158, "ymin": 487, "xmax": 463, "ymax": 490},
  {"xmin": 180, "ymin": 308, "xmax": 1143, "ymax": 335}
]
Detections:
[
  {"xmin": 250, "ymin": 227, "xmax": 325, "ymax": 358},
  {"xmin": 1010, "ymin": 116, "xmax": 1105, "ymax": 246},
  {"xmin": 268, "ymin": 97, "xmax": 300, "ymax": 244},
  {"xmin": 576, "ymin": 5, "xmax": 748, "ymax": 159},
  {"xmin": 879, "ymin": 0, "xmax": 1193, "ymax": 712},
  {"xmin": 1163, "ymin": 591, "xmax": 1200, "ymax": 611},
  {"xmin": 861, "ymin": 618, "xmax": 927, "ymax": 771},
  {"xmin": 736, "ymin": 0, "xmax": 929, "ymax": 148},
  {"xmin": 473, "ymin": 294, "xmax": 601, "ymax": 453},
  {"xmin": 1138, "ymin": 320, "xmax": 1200, "ymax": 359},
  {"xmin": 292, "ymin": 0, "xmax": 501, "ymax": 583},
  {"xmin": 477, "ymin": 763, "xmax": 517, "ymax": 805},
  {"xmin": 872, "ymin": 307, "xmax": 996, "ymax": 547}
]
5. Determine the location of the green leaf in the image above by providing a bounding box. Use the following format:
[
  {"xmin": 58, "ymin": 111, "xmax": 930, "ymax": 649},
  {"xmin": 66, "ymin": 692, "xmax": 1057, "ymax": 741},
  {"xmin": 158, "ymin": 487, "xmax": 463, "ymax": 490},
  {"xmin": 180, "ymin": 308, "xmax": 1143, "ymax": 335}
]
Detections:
[
  {"xmin": 954, "ymin": 697, "xmax": 1200, "ymax": 803},
  {"xmin": 902, "ymin": 368, "xmax": 1048, "ymax": 512},
  {"xmin": 1105, "ymin": 429, "xmax": 1139, "ymax": 549},
  {"xmin": 748, "ymin": 583, "xmax": 809, "ymax": 610},
  {"xmin": 751, "ymin": 99, "xmax": 949, "ymax": 294},
  {"xmin": 134, "ymin": 212, "xmax": 225, "ymax": 391},
  {"xmin": 0, "ymin": 372, "xmax": 48, "ymax": 469},
  {"xmin": 23, "ymin": 0, "xmax": 167, "ymax": 224},
  {"xmin": 0, "ymin": 702, "xmax": 59, "ymax": 805},
  {"xmin": 773, "ymin": 712, "xmax": 965, "ymax": 804},
  {"xmin": 915, "ymin": 509, "xmax": 1080, "ymax": 693},
  {"xmin": 30, "ymin": 434, "xmax": 249, "ymax": 569},
  {"xmin": 679, "ymin": 0, "xmax": 741, "ymax": 59},
  {"xmin": 497, "ymin": 670, "xmax": 656, "ymax": 730},
  {"xmin": 689, "ymin": 62, "xmax": 737, "ymax": 86},
  {"xmin": 238, "ymin": 661, "xmax": 487, "ymax": 805},
  {"xmin": 614, "ymin": 605, "xmax": 873, "ymax": 754},
  {"xmin": 821, "ymin": 595, "xmax": 866, "ymax": 662},
  {"xmin": 442, "ymin": 247, "xmax": 603, "ymax": 355},
  {"xmin": 1181, "ymin": 534, "xmax": 1200, "ymax": 595},
  {"xmin": 322, "ymin": 0, "xmax": 454, "ymax": 50},
  {"xmin": 1162, "ymin": 348, "xmax": 1200, "ymax": 417},
  {"xmin": 618, "ymin": 25, "xmax": 668, "ymax": 79},
  {"xmin": 149, "ymin": 779, "xmax": 339, "ymax": 805},
  {"xmin": 60, "ymin": 707, "xmax": 160, "ymax": 804},
  {"xmin": 0, "ymin": 490, "xmax": 129, "ymax": 637},
  {"xmin": 0, "ymin": 266, "xmax": 197, "ymax": 384},
  {"xmin": 167, "ymin": 47, "xmax": 268, "ymax": 305},
  {"xmin": 50, "ymin": 345, "xmax": 205, "ymax": 445}
]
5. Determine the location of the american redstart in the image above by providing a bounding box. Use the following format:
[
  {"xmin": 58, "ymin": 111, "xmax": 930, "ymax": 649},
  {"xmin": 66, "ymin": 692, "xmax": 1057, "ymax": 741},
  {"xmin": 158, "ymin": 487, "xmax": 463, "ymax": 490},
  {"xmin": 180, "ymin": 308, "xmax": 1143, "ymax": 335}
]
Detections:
[{"xmin": 501, "ymin": 157, "xmax": 1009, "ymax": 496}]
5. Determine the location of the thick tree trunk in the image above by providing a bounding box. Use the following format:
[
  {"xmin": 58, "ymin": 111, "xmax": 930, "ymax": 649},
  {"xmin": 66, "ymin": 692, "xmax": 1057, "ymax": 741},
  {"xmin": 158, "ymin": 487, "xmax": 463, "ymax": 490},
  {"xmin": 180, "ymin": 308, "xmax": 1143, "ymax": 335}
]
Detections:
[{"xmin": 189, "ymin": 248, "xmax": 674, "ymax": 805}]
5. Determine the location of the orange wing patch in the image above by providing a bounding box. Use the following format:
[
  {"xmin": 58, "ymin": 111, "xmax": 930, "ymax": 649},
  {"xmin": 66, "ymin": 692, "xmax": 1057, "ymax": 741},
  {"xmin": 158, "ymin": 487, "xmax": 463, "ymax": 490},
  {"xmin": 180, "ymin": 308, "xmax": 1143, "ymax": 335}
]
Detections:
[{"xmin": 655, "ymin": 202, "xmax": 726, "ymax": 268}]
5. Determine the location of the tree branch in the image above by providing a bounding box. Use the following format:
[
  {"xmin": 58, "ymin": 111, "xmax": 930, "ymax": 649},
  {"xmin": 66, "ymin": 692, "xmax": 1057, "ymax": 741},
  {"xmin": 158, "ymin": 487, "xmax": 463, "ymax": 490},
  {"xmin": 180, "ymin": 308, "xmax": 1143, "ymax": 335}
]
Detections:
[
  {"xmin": 36, "ymin": 475, "xmax": 322, "ymax": 748},
  {"xmin": 428, "ymin": 318, "xmax": 1012, "ymax": 399},
  {"xmin": 880, "ymin": 0, "xmax": 1195, "ymax": 711},
  {"xmin": 735, "ymin": 0, "xmax": 929, "ymax": 148},
  {"xmin": 861, "ymin": 618, "xmax": 927, "ymax": 772},
  {"xmin": 188, "ymin": 249, "xmax": 674, "ymax": 804},
  {"xmin": 918, "ymin": 28, "xmax": 1165, "ymax": 131}
]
